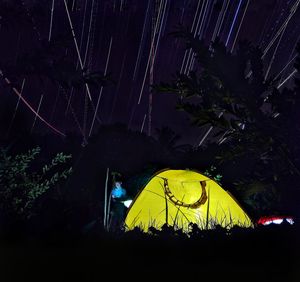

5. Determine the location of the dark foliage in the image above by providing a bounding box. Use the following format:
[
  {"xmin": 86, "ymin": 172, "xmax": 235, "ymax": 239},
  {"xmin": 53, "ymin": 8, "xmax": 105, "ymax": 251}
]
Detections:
[
  {"xmin": 0, "ymin": 222, "xmax": 298, "ymax": 282},
  {"xmin": 0, "ymin": 35, "xmax": 112, "ymax": 90},
  {"xmin": 156, "ymin": 30, "xmax": 300, "ymax": 217},
  {"xmin": 0, "ymin": 0, "xmax": 46, "ymax": 30}
]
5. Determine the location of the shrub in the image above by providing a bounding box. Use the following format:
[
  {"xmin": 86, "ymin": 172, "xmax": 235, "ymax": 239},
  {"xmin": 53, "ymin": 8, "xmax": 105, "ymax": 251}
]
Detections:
[{"xmin": 0, "ymin": 147, "xmax": 72, "ymax": 219}]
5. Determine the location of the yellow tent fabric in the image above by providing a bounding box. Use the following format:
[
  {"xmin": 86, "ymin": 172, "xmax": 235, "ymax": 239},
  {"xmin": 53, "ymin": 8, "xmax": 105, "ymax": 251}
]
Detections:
[{"xmin": 125, "ymin": 169, "xmax": 252, "ymax": 232}]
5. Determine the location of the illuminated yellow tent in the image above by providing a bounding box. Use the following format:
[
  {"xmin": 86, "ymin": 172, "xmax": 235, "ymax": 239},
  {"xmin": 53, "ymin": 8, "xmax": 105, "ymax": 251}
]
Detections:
[{"xmin": 125, "ymin": 169, "xmax": 252, "ymax": 232}]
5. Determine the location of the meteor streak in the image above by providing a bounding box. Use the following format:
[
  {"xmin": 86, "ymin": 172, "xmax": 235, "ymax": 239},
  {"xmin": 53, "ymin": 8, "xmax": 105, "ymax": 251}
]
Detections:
[
  {"xmin": 63, "ymin": 0, "xmax": 93, "ymax": 101},
  {"xmin": 0, "ymin": 71, "xmax": 65, "ymax": 137},
  {"xmin": 231, "ymin": 0, "xmax": 250, "ymax": 52},
  {"xmin": 31, "ymin": 94, "xmax": 44, "ymax": 133},
  {"xmin": 277, "ymin": 69, "xmax": 297, "ymax": 89},
  {"xmin": 48, "ymin": 0, "xmax": 55, "ymax": 42},
  {"xmin": 137, "ymin": 0, "xmax": 167, "ymax": 104},
  {"xmin": 225, "ymin": 0, "xmax": 243, "ymax": 47},
  {"xmin": 89, "ymin": 37, "xmax": 113, "ymax": 137}
]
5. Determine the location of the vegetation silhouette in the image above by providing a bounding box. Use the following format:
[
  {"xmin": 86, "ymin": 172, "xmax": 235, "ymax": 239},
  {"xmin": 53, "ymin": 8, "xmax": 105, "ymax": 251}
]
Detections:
[{"xmin": 156, "ymin": 28, "xmax": 300, "ymax": 218}]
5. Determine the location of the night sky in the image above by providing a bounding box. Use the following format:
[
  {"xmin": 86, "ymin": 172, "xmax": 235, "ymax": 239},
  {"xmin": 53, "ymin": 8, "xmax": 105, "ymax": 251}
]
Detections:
[{"xmin": 1, "ymin": 0, "xmax": 300, "ymax": 144}]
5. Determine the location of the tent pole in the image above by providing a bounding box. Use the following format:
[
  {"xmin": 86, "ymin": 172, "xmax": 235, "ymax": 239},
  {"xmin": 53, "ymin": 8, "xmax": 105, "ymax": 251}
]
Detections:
[
  {"xmin": 163, "ymin": 179, "xmax": 169, "ymax": 226},
  {"xmin": 206, "ymin": 183, "xmax": 210, "ymax": 229}
]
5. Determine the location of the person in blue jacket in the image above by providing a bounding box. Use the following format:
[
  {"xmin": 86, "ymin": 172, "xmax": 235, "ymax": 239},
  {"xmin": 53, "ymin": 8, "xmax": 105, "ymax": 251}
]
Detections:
[
  {"xmin": 111, "ymin": 181, "xmax": 127, "ymax": 199},
  {"xmin": 110, "ymin": 181, "xmax": 127, "ymax": 229}
]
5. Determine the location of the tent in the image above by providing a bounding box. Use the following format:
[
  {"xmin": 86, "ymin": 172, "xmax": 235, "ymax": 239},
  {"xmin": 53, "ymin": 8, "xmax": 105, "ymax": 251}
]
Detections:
[{"xmin": 125, "ymin": 169, "xmax": 252, "ymax": 232}]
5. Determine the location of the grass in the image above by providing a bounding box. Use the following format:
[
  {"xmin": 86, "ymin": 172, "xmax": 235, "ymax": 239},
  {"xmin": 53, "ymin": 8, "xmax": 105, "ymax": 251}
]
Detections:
[
  {"xmin": 0, "ymin": 222, "xmax": 298, "ymax": 282},
  {"xmin": 125, "ymin": 211, "xmax": 253, "ymax": 233}
]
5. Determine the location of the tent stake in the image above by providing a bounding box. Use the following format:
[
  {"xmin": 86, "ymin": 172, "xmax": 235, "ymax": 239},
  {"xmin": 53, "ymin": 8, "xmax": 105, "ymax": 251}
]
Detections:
[{"xmin": 163, "ymin": 181, "xmax": 169, "ymax": 226}]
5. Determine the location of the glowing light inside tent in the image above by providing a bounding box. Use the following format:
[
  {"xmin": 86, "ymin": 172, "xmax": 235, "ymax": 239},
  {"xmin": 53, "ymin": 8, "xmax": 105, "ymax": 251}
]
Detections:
[
  {"xmin": 272, "ymin": 219, "xmax": 283, "ymax": 224},
  {"xmin": 286, "ymin": 218, "xmax": 294, "ymax": 225},
  {"xmin": 258, "ymin": 216, "xmax": 294, "ymax": 225},
  {"xmin": 263, "ymin": 220, "xmax": 272, "ymax": 225}
]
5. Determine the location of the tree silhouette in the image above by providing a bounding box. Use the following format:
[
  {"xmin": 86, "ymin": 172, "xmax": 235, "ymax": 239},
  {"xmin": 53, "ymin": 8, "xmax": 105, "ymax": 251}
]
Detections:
[
  {"xmin": 0, "ymin": 35, "xmax": 112, "ymax": 90},
  {"xmin": 155, "ymin": 126, "xmax": 182, "ymax": 150},
  {"xmin": 157, "ymin": 29, "xmax": 300, "ymax": 216}
]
